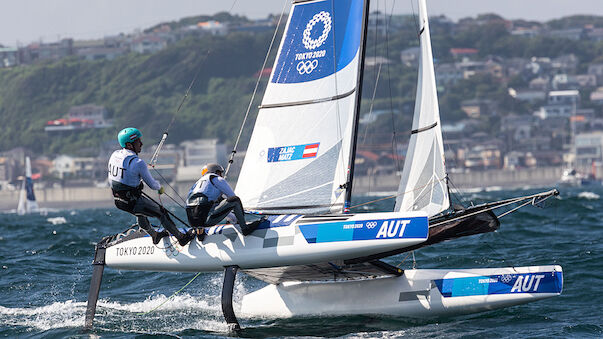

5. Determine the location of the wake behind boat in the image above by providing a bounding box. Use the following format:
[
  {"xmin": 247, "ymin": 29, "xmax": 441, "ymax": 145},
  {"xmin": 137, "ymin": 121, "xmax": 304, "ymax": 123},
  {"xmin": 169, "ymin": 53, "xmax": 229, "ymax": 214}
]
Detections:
[{"xmin": 85, "ymin": 0, "xmax": 562, "ymax": 332}]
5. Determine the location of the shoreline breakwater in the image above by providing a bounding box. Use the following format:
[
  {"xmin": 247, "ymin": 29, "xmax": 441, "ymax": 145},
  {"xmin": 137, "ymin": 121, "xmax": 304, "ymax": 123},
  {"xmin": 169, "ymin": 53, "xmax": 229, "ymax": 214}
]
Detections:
[{"xmin": 0, "ymin": 166, "xmax": 564, "ymax": 210}]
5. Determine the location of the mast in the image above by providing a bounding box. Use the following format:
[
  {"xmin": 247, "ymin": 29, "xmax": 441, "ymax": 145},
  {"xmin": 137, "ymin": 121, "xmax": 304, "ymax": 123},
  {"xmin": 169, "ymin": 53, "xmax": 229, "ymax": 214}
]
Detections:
[{"xmin": 344, "ymin": 0, "xmax": 370, "ymax": 212}]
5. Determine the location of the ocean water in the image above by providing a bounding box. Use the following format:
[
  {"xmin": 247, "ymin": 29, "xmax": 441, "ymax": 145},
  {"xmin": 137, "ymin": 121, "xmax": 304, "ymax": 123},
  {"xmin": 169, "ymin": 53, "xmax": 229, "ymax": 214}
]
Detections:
[{"xmin": 0, "ymin": 187, "xmax": 601, "ymax": 338}]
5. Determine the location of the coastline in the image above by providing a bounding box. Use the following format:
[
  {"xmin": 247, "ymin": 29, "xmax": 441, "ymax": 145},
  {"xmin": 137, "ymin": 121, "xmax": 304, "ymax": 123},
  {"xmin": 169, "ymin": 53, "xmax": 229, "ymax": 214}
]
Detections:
[{"xmin": 0, "ymin": 166, "xmax": 566, "ymax": 211}]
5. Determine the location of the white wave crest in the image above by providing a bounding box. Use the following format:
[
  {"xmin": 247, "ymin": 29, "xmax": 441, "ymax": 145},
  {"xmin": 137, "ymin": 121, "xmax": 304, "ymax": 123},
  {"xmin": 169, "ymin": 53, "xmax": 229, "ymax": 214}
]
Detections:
[
  {"xmin": 578, "ymin": 191, "xmax": 600, "ymax": 200},
  {"xmin": 47, "ymin": 217, "xmax": 67, "ymax": 225},
  {"xmin": 0, "ymin": 293, "xmax": 234, "ymax": 333}
]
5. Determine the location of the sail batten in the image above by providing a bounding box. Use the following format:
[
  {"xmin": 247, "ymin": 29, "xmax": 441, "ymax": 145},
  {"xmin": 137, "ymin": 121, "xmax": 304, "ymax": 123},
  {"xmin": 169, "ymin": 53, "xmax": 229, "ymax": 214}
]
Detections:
[
  {"xmin": 258, "ymin": 88, "xmax": 356, "ymax": 109},
  {"xmin": 394, "ymin": 0, "xmax": 450, "ymax": 217}
]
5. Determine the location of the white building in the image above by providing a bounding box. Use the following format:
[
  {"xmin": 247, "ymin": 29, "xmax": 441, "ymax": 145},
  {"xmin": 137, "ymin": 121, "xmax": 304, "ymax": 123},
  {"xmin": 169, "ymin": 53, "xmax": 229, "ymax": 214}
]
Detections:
[
  {"xmin": 68, "ymin": 104, "xmax": 112, "ymax": 128},
  {"xmin": 53, "ymin": 155, "xmax": 99, "ymax": 179},
  {"xmin": 180, "ymin": 139, "xmax": 227, "ymax": 168}
]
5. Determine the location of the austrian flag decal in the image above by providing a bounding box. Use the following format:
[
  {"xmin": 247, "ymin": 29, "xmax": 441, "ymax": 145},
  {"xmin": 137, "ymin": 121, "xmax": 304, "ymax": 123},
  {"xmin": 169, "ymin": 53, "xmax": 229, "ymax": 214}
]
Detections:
[
  {"xmin": 303, "ymin": 143, "xmax": 319, "ymax": 158},
  {"xmin": 267, "ymin": 143, "xmax": 320, "ymax": 162}
]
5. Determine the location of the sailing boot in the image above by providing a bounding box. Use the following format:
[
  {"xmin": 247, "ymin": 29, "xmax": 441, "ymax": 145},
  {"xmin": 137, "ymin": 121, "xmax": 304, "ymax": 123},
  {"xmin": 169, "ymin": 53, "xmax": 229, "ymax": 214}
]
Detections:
[
  {"xmin": 159, "ymin": 210, "xmax": 193, "ymax": 246},
  {"xmin": 136, "ymin": 216, "xmax": 167, "ymax": 245},
  {"xmin": 152, "ymin": 230, "xmax": 169, "ymax": 245},
  {"xmin": 194, "ymin": 228, "xmax": 206, "ymax": 241},
  {"xmin": 179, "ymin": 229, "xmax": 196, "ymax": 246},
  {"xmin": 241, "ymin": 217, "xmax": 265, "ymax": 236}
]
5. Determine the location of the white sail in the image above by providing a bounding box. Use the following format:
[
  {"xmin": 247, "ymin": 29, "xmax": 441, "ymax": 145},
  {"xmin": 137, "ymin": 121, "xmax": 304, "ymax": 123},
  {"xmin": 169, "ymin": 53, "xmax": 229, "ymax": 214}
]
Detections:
[
  {"xmin": 16, "ymin": 180, "xmax": 26, "ymax": 215},
  {"xmin": 394, "ymin": 0, "xmax": 449, "ymax": 217},
  {"xmin": 236, "ymin": 0, "xmax": 366, "ymax": 215},
  {"xmin": 17, "ymin": 157, "xmax": 39, "ymax": 215}
]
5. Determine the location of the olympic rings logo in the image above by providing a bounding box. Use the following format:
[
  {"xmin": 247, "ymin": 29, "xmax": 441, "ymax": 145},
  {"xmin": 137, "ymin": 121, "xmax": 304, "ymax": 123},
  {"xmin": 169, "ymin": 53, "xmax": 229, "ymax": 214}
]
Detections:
[
  {"xmin": 366, "ymin": 221, "xmax": 378, "ymax": 229},
  {"xmin": 303, "ymin": 11, "xmax": 332, "ymax": 50},
  {"xmin": 500, "ymin": 274, "xmax": 513, "ymax": 283},
  {"xmin": 297, "ymin": 60, "xmax": 319, "ymax": 74}
]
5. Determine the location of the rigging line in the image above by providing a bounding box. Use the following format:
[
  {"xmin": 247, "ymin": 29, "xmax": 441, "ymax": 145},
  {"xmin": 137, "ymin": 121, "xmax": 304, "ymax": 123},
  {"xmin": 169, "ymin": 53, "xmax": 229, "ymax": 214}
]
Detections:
[
  {"xmin": 329, "ymin": 0, "xmax": 346, "ymax": 199},
  {"xmin": 409, "ymin": 0, "xmax": 420, "ymax": 38},
  {"xmin": 136, "ymin": 272, "xmax": 202, "ymax": 315},
  {"xmin": 149, "ymin": 53, "xmax": 206, "ymax": 167},
  {"xmin": 396, "ymin": 251, "xmax": 413, "ymax": 267},
  {"xmin": 446, "ymin": 176, "xmax": 471, "ymax": 208},
  {"xmin": 225, "ymin": 0, "xmax": 288, "ymax": 178},
  {"xmin": 151, "ymin": 166, "xmax": 187, "ymax": 205},
  {"xmin": 361, "ymin": 62, "xmax": 383, "ymax": 144},
  {"xmin": 429, "ymin": 191, "xmax": 558, "ymax": 227},
  {"xmin": 348, "ymin": 174, "xmax": 447, "ymax": 209},
  {"xmin": 360, "ymin": 0, "xmax": 381, "ymax": 146},
  {"xmin": 385, "ymin": 0, "xmax": 401, "ymax": 173},
  {"xmin": 141, "ymin": 191, "xmax": 191, "ymax": 227},
  {"xmin": 497, "ymin": 199, "xmax": 533, "ymax": 219},
  {"xmin": 150, "ymin": 0, "xmax": 239, "ymax": 170}
]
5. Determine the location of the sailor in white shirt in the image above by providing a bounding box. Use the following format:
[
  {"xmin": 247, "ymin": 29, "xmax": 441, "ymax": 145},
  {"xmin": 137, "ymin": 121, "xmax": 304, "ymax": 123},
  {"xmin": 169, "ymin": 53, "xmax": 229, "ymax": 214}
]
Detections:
[
  {"xmin": 186, "ymin": 163, "xmax": 262, "ymax": 239},
  {"xmin": 109, "ymin": 127, "xmax": 194, "ymax": 246}
]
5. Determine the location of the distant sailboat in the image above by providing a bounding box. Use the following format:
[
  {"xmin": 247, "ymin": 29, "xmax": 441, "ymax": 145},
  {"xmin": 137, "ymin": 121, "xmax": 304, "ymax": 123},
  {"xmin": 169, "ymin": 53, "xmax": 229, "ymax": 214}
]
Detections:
[{"xmin": 17, "ymin": 157, "xmax": 39, "ymax": 215}]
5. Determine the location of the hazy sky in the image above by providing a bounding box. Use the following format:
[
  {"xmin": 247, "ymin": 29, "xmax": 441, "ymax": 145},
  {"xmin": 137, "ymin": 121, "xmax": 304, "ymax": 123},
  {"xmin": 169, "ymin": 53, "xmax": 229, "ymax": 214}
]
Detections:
[{"xmin": 1, "ymin": 0, "xmax": 602, "ymax": 46}]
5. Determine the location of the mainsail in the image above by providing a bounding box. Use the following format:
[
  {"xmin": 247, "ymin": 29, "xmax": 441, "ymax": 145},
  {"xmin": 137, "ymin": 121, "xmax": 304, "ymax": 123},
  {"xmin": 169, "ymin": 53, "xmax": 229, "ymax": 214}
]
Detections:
[
  {"xmin": 17, "ymin": 157, "xmax": 39, "ymax": 215},
  {"xmin": 236, "ymin": 0, "xmax": 367, "ymax": 215},
  {"xmin": 394, "ymin": 0, "xmax": 449, "ymax": 217}
]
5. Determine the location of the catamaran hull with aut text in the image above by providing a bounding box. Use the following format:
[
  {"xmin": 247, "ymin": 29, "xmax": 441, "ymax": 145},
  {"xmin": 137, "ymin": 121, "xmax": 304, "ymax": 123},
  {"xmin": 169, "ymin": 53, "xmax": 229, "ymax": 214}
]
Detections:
[
  {"xmin": 104, "ymin": 211, "xmax": 429, "ymax": 272},
  {"xmin": 240, "ymin": 266, "xmax": 563, "ymax": 318}
]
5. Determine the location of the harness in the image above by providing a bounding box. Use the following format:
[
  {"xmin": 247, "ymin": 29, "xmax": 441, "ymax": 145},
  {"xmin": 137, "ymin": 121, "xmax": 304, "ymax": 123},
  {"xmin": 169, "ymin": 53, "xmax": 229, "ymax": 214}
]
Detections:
[
  {"xmin": 186, "ymin": 174, "xmax": 220, "ymax": 227},
  {"xmin": 111, "ymin": 181, "xmax": 143, "ymax": 212}
]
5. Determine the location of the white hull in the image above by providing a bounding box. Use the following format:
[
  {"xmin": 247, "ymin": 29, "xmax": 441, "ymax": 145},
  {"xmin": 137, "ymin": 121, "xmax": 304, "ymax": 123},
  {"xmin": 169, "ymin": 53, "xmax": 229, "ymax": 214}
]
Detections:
[
  {"xmin": 105, "ymin": 211, "xmax": 429, "ymax": 272},
  {"xmin": 240, "ymin": 265, "xmax": 563, "ymax": 318}
]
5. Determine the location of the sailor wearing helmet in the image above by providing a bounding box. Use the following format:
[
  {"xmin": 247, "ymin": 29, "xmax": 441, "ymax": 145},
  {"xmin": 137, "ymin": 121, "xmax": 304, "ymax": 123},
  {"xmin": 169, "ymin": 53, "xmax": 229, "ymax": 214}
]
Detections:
[{"xmin": 108, "ymin": 127, "xmax": 194, "ymax": 246}]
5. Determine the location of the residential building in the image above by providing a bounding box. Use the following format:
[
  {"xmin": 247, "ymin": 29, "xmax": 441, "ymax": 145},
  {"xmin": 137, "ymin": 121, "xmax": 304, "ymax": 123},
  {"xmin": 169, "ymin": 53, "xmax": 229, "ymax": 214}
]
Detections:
[
  {"xmin": 456, "ymin": 59, "xmax": 486, "ymax": 79},
  {"xmin": 435, "ymin": 63, "xmax": 463, "ymax": 86},
  {"xmin": 180, "ymin": 139, "xmax": 227, "ymax": 167},
  {"xmin": 45, "ymin": 104, "xmax": 112, "ymax": 132},
  {"xmin": 547, "ymin": 28, "xmax": 585, "ymax": 41},
  {"xmin": 52, "ymin": 155, "xmax": 104, "ymax": 179},
  {"xmin": 76, "ymin": 47, "xmax": 127, "ymax": 61},
  {"xmin": 547, "ymin": 90, "xmax": 579, "ymax": 106},
  {"xmin": 130, "ymin": 35, "xmax": 167, "ymax": 54},
  {"xmin": 508, "ymin": 88, "xmax": 546, "ymax": 103},
  {"xmin": 460, "ymin": 99, "xmax": 496, "ymax": 118},
  {"xmin": 590, "ymin": 87, "xmax": 603, "ymax": 105},
  {"xmin": 0, "ymin": 157, "xmax": 17, "ymax": 187},
  {"xmin": 19, "ymin": 39, "xmax": 73, "ymax": 64},
  {"xmin": 450, "ymin": 48, "xmax": 478, "ymax": 60},
  {"xmin": 574, "ymin": 132, "xmax": 603, "ymax": 168},
  {"xmin": 534, "ymin": 105, "xmax": 573, "ymax": 119},
  {"xmin": 138, "ymin": 144, "xmax": 181, "ymax": 182},
  {"xmin": 529, "ymin": 76, "xmax": 550, "ymax": 91},
  {"xmin": 587, "ymin": 63, "xmax": 603, "ymax": 84},
  {"xmin": 0, "ymin": 46, "xmax": 19, "ymax": 67},
  {"xmin": 67, "ymin": 104, "xmax": 112, "ymax": 127},
  {"xmin": 196, "ymin": 21, "xmax": 229, "ymax": 36}
]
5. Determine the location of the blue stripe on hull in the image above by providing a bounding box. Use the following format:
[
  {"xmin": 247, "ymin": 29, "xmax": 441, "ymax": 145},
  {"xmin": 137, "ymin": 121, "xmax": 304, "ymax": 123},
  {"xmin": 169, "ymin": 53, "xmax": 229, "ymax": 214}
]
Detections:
[
  {"xmin": 298, "ymin": 216, "xmax": 428, "ymax": 243},
  {"xmin": 434, "ymin": 271, "xmax": 563, "ymax": 297}
]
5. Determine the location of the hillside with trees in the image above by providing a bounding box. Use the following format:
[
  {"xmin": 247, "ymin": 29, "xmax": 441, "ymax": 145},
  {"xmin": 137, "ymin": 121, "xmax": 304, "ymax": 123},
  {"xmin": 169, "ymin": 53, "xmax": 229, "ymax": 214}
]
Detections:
[{"xmin": 1, "ymin": 12, "xmax": 602, "ymax": 156}]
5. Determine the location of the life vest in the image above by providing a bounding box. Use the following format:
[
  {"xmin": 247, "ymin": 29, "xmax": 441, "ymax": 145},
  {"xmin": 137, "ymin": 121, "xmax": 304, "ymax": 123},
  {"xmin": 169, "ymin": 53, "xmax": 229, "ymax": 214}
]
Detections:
[
  {"xmin": 108, "ymin": 149, "xmax": 140, "ymax": 188},
  {"xmin": 189, "ymin": 173, "xmax": 221, "ymax": 202}
]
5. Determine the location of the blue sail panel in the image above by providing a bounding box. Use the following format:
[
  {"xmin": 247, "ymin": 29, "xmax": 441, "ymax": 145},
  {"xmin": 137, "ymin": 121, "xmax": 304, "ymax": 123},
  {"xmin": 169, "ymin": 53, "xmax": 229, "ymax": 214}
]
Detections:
[
  {"xmin": 271, "ymin": 0, "xmax": 363, "ymax": 84},
  {"xmin": 25, "ymin": 177, "xmax": 36, "ymax": 201}
]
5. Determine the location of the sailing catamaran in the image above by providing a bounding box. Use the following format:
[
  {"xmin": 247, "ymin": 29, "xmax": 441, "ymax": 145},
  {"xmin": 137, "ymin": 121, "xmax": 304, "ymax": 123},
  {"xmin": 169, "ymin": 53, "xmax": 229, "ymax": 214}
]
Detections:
[
  {"xmin": 17, "ymin": 157, "xmax": 39, "ymax": 215},
  {"xmin": 85, "ymin": 0, "xmax": 561, "ymax": 331}
]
